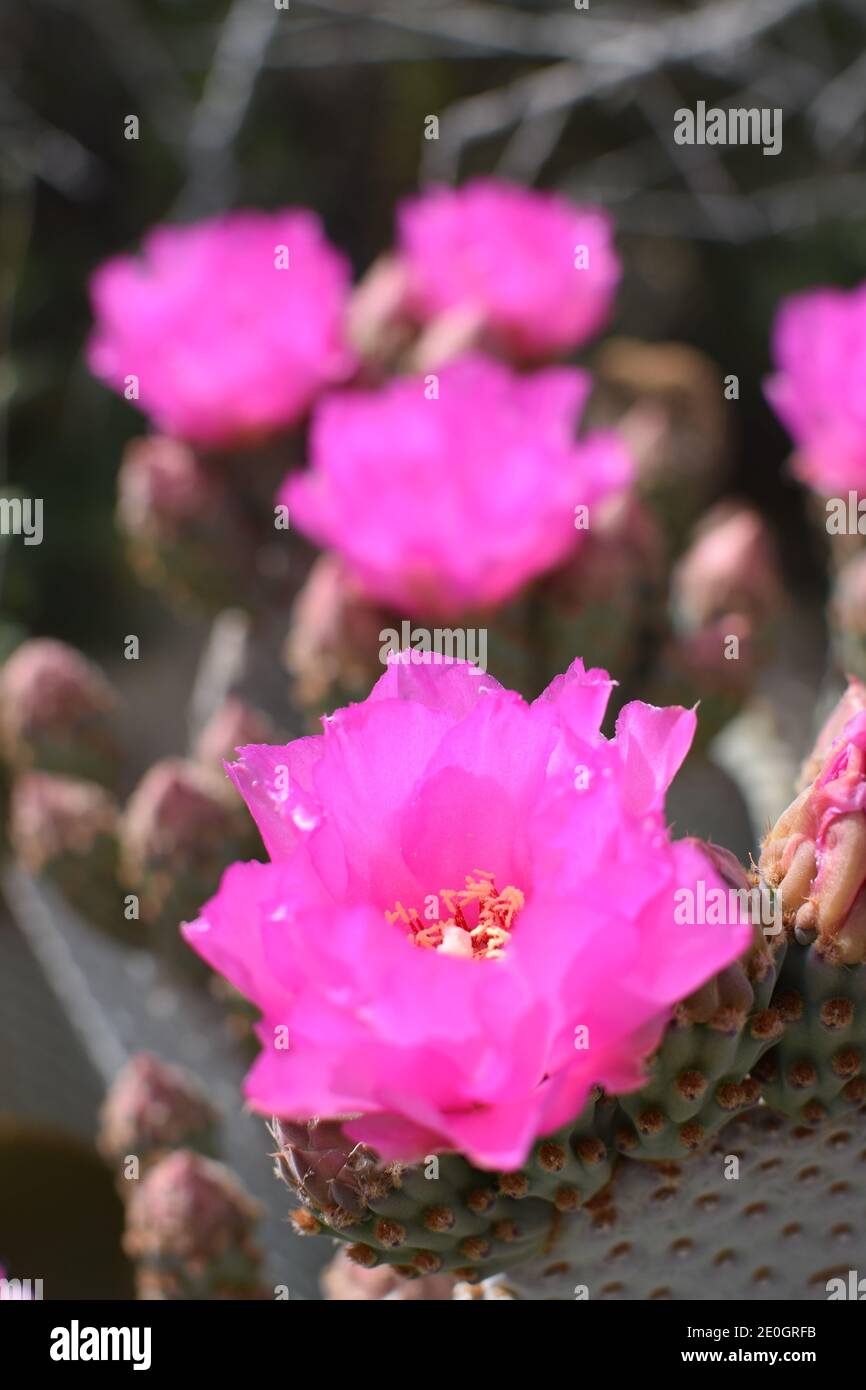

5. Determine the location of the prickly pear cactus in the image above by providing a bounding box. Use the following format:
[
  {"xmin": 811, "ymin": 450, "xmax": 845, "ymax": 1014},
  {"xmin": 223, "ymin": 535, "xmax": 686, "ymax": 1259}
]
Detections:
[
  {"xmin": 271, "ymin": 929, "xmax": 866, "ymax": 1298},
  {"xmin": 271, "ymin": 1091, "xmax": 617, "ymax": 1281},
  {"xmin": 455, "ymin": 1102, "xmax": 866, "ymax": 1300},
  {"xmin": 614, "ymin": 922, "xmax": 786, "ymax": 1159},
  {"xmin": 752, "ymin": 945, "xmax": 866, "ymax": 1122}
]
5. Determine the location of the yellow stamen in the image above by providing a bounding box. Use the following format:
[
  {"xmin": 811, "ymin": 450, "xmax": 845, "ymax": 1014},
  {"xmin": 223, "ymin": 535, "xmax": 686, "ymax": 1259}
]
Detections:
[{"xmin": 385, "ymin": 871, "xmax": 525, "ymax": 961}]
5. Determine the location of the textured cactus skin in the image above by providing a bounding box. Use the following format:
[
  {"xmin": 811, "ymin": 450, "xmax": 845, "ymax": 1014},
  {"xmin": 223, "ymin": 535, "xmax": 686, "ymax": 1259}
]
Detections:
[
  {"xmin": 271, "ymin": 1091, "xmax": 617, "ymax": 1280},
  {"xmin": 752, "ymin": 945, "xmax": 866, "ymax": 1122},
  {"xmin": 456, "ymin": 1102, "xmax": 866, "ymax": 1300},
  {"xmin": 614, "ymin": 933, "xmax": 787, "ymax": 1159},
  {"xmin": 272, "ymin": 931, "xmax": 866, "ymax": 1296}
]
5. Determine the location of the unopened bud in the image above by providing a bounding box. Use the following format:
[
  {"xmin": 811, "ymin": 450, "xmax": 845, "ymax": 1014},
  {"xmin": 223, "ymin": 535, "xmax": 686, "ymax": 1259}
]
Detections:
[
  {"xmin": 99, "ymin": 1054, "xmax": 219, "ymax": 1180},
  {"xmin": 117, "ymin": 437, "xmax": 258, "ymax": 612},
  {"xmin": 284, "ymin": 554, "xmax": 388, "ymax": 717},
  {"xmin": 124, "ymin": 1150, "xmax": 265, "ymax": 1299},
  {"xmin": 799, "ymin": 677, "xmax": 866, "ymax": 791},
  {"xmin": 761, "ymin": 698, "xmax": 866, "ymax": 963},
  {"xmin": 671, "ymin": 501, "xmax": 783, "ymax": 635},
  {"xmin": 193, "ymin": 698, "xmax": 279, "ymax": 798},
  {"xmin": 9, "ymin": 772, "xmax": 122, "ymax": 934},
  {"xmin": 121, "ymin": 758, "xmax": 260, "ymax": 970},
  {"xmin": 0, "ymin": 639, "xmax": 119, "ymax": 785}
]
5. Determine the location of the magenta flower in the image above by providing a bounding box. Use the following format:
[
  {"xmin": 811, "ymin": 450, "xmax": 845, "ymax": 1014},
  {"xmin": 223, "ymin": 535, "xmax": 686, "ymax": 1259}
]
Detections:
[
  {"xmin": 282, "ymin": 355, "xmax": 632, "ymax": 617},
  {"xmin": 183, "ymin": 656, "xmax": 749, "ymax": 1170},
  {"xmin": 396, "ymin": 179, "xmax": 620, "ymax": 359},
  {"xmin": 88, "ymin": 210, "xmax": 356, "ymax": 446},
  {"xmin": 765, "ymin": 283, "xmax": 866, "ymax": 492}
]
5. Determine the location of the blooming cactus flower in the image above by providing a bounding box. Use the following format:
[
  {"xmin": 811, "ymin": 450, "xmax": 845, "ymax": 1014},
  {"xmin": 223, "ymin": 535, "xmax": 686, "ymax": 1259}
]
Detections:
[
  {"xmin": 88, "ymin": 210, "xmax": 355, "ymax": 445},
  {"xmin": 761, "ymin": 699, "xmax": 866, "ymax": 965},
  {"xmin": 184, "ymin": 656, "xmax": 750, "ymax": 1170},
  {"xmin": 396, "ymin": 179, "xmax": 620, "ymax": 359},
  {"xmin": 283, "ymin": 355, "xmax": 632, "ymax": 618},
  {"xmin": 765, "ymin": 283, "xmax": 866, "ymax": 492}
]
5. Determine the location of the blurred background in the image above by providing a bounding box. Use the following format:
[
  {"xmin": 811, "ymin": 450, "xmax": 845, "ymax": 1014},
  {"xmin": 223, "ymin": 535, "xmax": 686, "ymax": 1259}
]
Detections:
[{"xmin": 2, "ymin": 0, "xmax": 866, "ymax": 1299}]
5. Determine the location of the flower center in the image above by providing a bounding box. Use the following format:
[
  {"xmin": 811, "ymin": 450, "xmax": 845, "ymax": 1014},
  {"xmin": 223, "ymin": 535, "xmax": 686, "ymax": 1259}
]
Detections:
[{"xmin": 385, "ymin": 870, "xmax": 524, "ymax": 960}]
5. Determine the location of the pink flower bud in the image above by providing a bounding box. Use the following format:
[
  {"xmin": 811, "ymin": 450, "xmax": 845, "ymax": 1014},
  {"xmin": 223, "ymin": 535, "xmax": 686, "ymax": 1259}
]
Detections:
[
  {"xmin": 761, "ymin": 698, "xmax": 866, "ymax": 963},
  {"xmin": 193, "ymin": 698, "xmax": 279, "ymax": 786},
  {"xmin": 124, "ymin": 1151, "xmax": 264, "ymax": 1299},
  {"xmin": 346, "ymin": 255, "xmax": 413, "ymax": 364},
  {"xmin": 121, "ymin": 759, "xmax": 260, "ymax": 966},
  {"xmin": 116, "ymin": 437, "xmax": 259, "ymax": 611},
  {"xmin": 799, "ymin": 676, "xmax": 866, "ymax": 790},
  {"xmin": 99, "ymin": 1054, "xmax": 219, "ymax": 1174},
  {"xmin": 671, "ymin": 501, "xmax": 783, "ymax": 635},
  {"xmin": 9, "ymin": 771, "xmax": 123, "ymax": 936},
  {"xmin": 284, "ymin": 553, "xmax": 388, "ymax": 713},
  {"xmin": 0, "ymin": 639, "xmax": 119, "ymax": 785}
]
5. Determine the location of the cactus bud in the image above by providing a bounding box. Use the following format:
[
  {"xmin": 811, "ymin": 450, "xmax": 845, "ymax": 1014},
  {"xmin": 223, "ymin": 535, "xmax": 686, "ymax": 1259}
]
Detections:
[
  {"xmin": 9, "ymin": 772, "xmax": 123, "ymax": 935},
  {"xmin": 798, "ymin": 676, "xmax": 866, "ymax": 791},
  {"xmin": 98, "ymin": 1054, "xmax": 219, "ymax": 1183},
  {"xmin": 117, "ymin": 436, "xmax": 259, "ymax": 612},
  {"xmin": 0, "ymin": 638, "xmax": 119, "ymax": 786},
  {"xmin": 321, "ymin": 1246, "xmax": 453, "ymax": 1300},
  {"xmin": 671, "ymin": 501, "xmax": 783, "ymax": 636},
  {"xmin": 123, "ymin": 1150, "xmax": 265, "ymax": 1299},
  {"xmin": 121, "ymin": 758, "xmax": 260, "ymax": 970},
  {"xmin": 346, "ymin": 255, "xmax": 413, "ymax": 367},
  {"xmin": 761, "ymin": 698, "xmax": 866, "ymax": 964},
  {"xmin": 193, "ymin": 698, "xmax": 279, "ymax": 798},
  {"xmin": 284, "ymin": 554, "xmax": 388, "ymax": 717}
]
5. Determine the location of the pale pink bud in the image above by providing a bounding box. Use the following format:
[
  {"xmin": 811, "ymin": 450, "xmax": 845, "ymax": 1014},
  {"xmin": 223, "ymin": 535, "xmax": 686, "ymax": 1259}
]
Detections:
[
  {"xmin": 0, "ymin": 639, "xmax": 119, "ymax": 785},
  {"xmin": 99, "ymin": 1054, "xmax": 219, "ymax": 1173},
  {"xmin": 671, "ymin": 501, "xmax": 783, "ymax": 634},
  {"xmin": 284, "ymin": 553, "xmax": 387, "ymax": 714},
  {"xmin": 124, "ymin": 1151, "xmax": 264, "ymax": 1299}
]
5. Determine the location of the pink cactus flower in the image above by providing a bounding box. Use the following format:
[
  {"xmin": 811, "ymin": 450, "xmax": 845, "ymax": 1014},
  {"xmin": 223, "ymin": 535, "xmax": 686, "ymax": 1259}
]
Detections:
[
  {"xmin": 396, "ymin": 179, "xmax": 620, "ymax": 358},
  {"xmin": 765, "ymin": 283, "xmax": 866, "ymax": 492},
  {"xmin": 183, "ymin": 656, "xmax": 749, "ymax": 1170},
  {"xmin": 282, "ymin": 355, "xmax": 632, "ymax": 618},
  {"xmin": 88, "ymin": 211, "xmax": 356, "ymax": 446}
]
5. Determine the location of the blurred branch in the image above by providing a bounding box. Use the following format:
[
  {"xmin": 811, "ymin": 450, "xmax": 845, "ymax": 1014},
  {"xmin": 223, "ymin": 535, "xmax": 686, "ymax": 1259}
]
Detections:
[
  {"xmin": 174, "ymin": 0, "xmax": 281, "ymax": 217},
  {"xmin": 421, "ymin": 0, "xmax": 817, "ymax": 182}
]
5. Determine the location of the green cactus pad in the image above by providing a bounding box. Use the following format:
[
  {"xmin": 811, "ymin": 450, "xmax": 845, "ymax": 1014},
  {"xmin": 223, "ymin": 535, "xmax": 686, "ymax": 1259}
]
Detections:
[
  {"xmin": 752, "ymin": 945, "xmax": 866, "ymax": 1123},
  {"xmin": 271, "ymin": 1092, "xmax": 617, "ymax": 1280},
  {"xmin": 614, "ymin": 934, "xmax": 787, "ymax": 1159},
  {"xmin": 457, "ymin": 1101, "xmax": 866, "ymax": 1300}
]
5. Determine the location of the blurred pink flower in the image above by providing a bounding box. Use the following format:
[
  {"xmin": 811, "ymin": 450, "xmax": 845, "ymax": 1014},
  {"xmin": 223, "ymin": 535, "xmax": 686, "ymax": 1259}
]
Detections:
[
  {"xmin": 88, "ymin": 211, "xmax": 356, "ymax": 446},
  {"xmin": 396, "ymin": 179, "xmax": 620, "ymax": 358},
  {"xmin": 282, "ymin": 355, "xmax": 632, "ymax": 617},
  {"xmin": 765, "ymin": 283, "xmax": 866, "ymax": 492},
  {"xmin": 183, "ymin": 656, "xmax": 749, "ymax": 1170}
]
